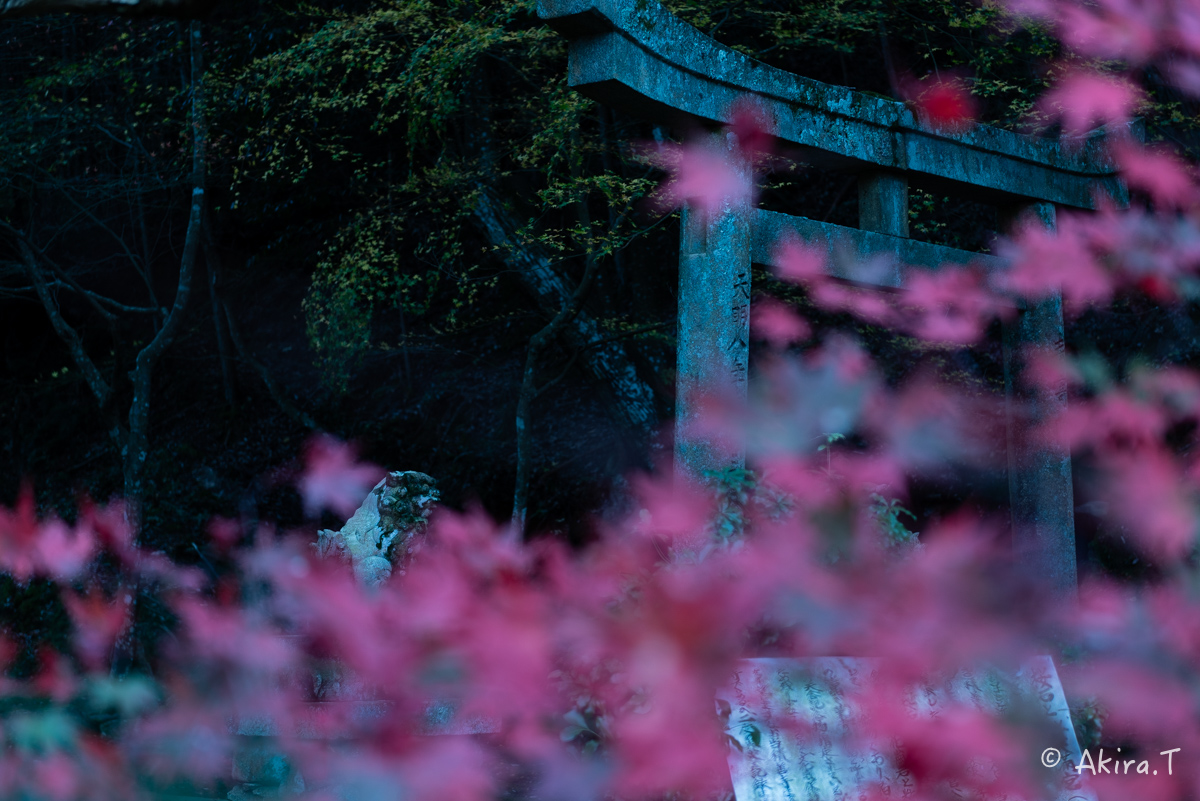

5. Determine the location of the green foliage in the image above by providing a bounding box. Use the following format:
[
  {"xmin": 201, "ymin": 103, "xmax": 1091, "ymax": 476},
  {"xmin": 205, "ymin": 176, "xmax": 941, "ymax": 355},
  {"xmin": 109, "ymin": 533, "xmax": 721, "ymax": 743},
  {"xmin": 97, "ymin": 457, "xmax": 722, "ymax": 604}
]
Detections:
[
  {"xmin": 301, "ymin": 193, "xmax": 488, "ymax": 389},
  {"xmin": 560, "ymin": 701, "xmax": 608, "ymax": 754},
  {"xmin": 219, "ymin": 0, "xmax": 661, "ymax": 388},
  {"xmin": 870, "ymin": 493, "xmax": 920, "ymax": 548},
  {"xmin": 212, "ymin": 0, "xmax": 1119, "ymax": 393},
  {"xmin": 225, "ymin": 2, "xmax": 547, "ymax": 188},
  {"xmin": 705, "ymin": 466, "xmax": 792, "ymax": 540},
  {"xmin": 0, "ymin": 19, "xmax": 191, "ymax": 180},
  {"xmin": 1070, "ymin": 696, "xmax": 1104, "ymax": 752},
  {"xmin": 8, "ymin": 708, "xmax": 77, "ymax": 755},
  {"xmin": 908, "ymin": 188, "xmax": 950, "ymax": 242},
  {"xmin": 663, "ymin": 0, "xmax": 1061, "ymax": 123}
]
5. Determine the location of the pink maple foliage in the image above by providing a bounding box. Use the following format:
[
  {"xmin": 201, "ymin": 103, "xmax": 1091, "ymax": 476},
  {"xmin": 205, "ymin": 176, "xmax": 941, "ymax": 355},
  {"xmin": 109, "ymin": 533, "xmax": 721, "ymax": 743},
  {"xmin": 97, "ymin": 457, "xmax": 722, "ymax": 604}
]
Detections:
[
  {"xmin": 643, "ymin": 100, "xmax": 773, "ymax": 221},
  {"xmin": 299, "ymin": 434, "xmax": 385, "ymax": 518},
  {"xmin": 996, "ymin": 210, "xmax": 1115, "ymax": 306},
  {"xmin": 772, "ymin": 236, "xmax": 827, "ymax": 284},
  {"xmin": 901, "ymin": 264, "xmax": 1010, "ymax": 344},
  {"xmin": 0, "ymin": 484, "xmax": 49, "ymax": 580},
  {"xmin": 751, "ymin": 297, "xmax": 812, "ymax": 347},
  {"xmin": 646, "ymin": 139, "xmax": 754, "ymax": 220},
  {"xmin": 1037, "ymin": 69, "xmax": 1144, "ymax": 137},
  {"xmin": 1007, "ymin": 0, "xmax": 1193, "ymax": 65},
  {"xmin": 63, "ymin": 586, "xmax": 128, "ymax": 670},
  {"xmin": 1113, "ymin": 141, "xmax": 1200, "ymax": 209},
  {"xmin": 0, "ymin": 485, "xmax": 95, "ymax": 581}
]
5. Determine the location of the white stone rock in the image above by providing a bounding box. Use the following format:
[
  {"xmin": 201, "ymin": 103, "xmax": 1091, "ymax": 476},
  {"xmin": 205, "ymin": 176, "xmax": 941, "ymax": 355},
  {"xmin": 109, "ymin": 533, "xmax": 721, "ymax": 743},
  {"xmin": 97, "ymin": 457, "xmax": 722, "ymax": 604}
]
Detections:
[{"xmin": 313, "ymin": 471, "xmax": 438, "ymax": 587}]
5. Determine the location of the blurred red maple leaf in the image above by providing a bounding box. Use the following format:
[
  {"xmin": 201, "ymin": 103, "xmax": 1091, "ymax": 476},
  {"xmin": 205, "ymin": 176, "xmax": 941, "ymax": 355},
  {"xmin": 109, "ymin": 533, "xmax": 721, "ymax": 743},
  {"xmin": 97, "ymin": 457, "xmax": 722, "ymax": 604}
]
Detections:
[
  {"xmin": 299, "ymin": 435, "xmax": 384, "ymax": 518},
  {"xmin": 899, "ymin": 73, "xmax": 978, "ymax": 133}
]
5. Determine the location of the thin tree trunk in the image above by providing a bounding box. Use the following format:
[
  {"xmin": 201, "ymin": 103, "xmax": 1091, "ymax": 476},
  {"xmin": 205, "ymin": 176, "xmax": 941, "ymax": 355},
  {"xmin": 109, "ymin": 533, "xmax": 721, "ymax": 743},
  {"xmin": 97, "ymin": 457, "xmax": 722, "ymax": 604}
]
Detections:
[
  {"xmin": 473, "ymin": 188, "xmax": 660, "ymax": 434},
  {"xmin": 123, "ymin": 186, "xmax": 201, "ymax": 531},
  {"xmin": 18, "ymin": 239, "xmax": 112, "ymax": 407},
  {"xmin": 512, "ymin": 244, "xmax": 600, "ymax": 537},
  {"xmin": 221, "ymin": 295, "xmax": 318, "ymax": 431},
  {"xmin": 108, "ymin": 26, "xmax": 206, "ymax": 679},
  {"xmin": 187, "ymin": 20, "xmax": 236, "ymax": 412},
  {"xmin": 512, "ymin": 135, "xmax": 603, "ymax": 537},
  {"xmin": 190, "ymin": 21, "xmax": 205, "ymax": 199},
  {"xmin": 204, "ymin": 226, "xmax": 235, "ymax": 407},
  {"xmin": 463, "ymin": 63, "xmax": 656, "ymax": 503},
  {"xmin": 188, "ymin": 22, "xmax": 235, "ymax": 408},
  {"xmin": 121, "ymin": 20, "xmax": 205, "ymax": 532}
]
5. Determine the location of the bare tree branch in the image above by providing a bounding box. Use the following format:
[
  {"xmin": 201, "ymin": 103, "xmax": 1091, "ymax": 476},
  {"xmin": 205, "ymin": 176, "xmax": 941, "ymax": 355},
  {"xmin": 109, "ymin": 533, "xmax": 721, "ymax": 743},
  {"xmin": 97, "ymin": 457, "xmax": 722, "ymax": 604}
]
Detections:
[
  {"xmin": 222, "ymin": 296, "xmax": 319, "ymax": 431},
  {"xmin": 55, "ymin": 179, "xmax": 156, "ymax": 297},
  {"xmin": 130, "ymin": 187, "xmax": 201, "ymax": 402},
  {"xmin": 0, "ymin": 252, "xmax": 159, "ymax": 316},
  {"xmin": 0, "ymin": 275, "xmax": 158, "ymax": 313},
  {"xmin": 0, "ymin": 218, "xmax": 123, "ymax": 323},
  {"xmin": 31, "ymin": 164, "xmax": 161, "ymax": 303},
  {"xmin": 16, "ymin": 239, "xmax": 113, "ymax": 407}
]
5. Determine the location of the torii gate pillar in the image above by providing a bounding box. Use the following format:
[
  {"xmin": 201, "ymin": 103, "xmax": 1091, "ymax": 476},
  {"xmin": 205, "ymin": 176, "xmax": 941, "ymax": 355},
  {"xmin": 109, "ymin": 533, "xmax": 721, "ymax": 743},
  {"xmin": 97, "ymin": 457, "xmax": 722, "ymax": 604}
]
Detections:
[
  {"xmin": 1003, "ymin": 202, "xmax": 1077, "ymax": 598},
  {"xmin": 675, "ymin": 138, "xmax": 752, "ymax": 479}
]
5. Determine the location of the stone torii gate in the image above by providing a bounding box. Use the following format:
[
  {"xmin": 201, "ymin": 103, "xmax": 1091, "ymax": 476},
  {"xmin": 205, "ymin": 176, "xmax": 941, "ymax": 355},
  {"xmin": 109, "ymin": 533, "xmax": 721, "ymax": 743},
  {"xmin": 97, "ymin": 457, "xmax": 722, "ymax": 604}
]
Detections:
[{"xmin": 538, "ymin": 0, "xmax": 1123, "ymax": 598}]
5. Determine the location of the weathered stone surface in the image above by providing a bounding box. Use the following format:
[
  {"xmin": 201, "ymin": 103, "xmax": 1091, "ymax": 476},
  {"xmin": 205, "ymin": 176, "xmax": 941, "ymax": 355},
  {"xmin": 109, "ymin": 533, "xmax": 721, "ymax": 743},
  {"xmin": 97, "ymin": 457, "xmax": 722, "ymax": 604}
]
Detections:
[
  {"xmin": 750, "ymin": 209, "xmax": 1001, "ymax": 288},
  {"xmin": 314, "ymin": 471, "xmax": 438, "ymax": 587},
  {"xmin": 858, "ymin": 171, "xmax": 910, "ymax": 237},
  {"xmin": 1002, "ymin": 204, "xmax": 1077, "ymax": 600},
  {"xmin": 538, "ymin": 0, "xmax": 1124, "ymax": 209},
  {"xmin": 720, "ymin": 657, "xmax": 1092, "ymax": 801},
  {"xmin": 675, "ymin": 142, "xmax": 752, "ymax": 478}
]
